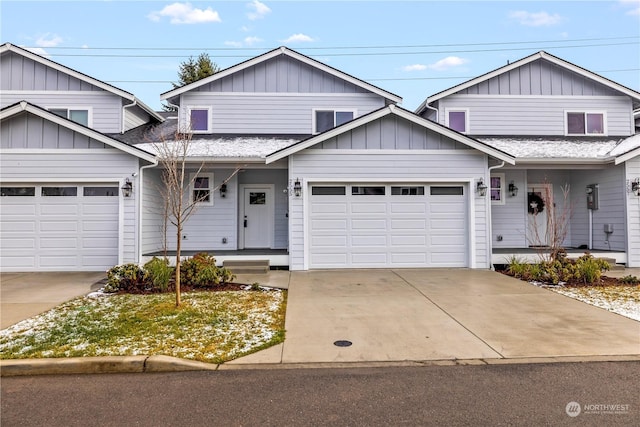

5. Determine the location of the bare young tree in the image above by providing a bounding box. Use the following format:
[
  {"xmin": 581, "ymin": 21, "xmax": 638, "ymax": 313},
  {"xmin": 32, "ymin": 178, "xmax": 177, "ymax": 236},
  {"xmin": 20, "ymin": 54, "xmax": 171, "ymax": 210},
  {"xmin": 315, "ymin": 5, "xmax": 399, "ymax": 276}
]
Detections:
[
  {"xmin": 153, "ymin": 130, "xmax": 239, "ymax": 306},
  {"xmin": 527, "ymin": 182, "xmax": 572, "ymax": 263}
]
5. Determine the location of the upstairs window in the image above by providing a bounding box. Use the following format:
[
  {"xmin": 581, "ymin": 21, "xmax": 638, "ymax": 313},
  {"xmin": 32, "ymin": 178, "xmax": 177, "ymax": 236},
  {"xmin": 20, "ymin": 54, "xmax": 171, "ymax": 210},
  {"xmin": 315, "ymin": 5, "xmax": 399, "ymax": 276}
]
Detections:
[
  {"xmin": 313, "ymin": 109, "xmax": 355, "ymax": 133},
  {"xmin": 566, "ymin": 112, "xmax": 605, "ymax": 135},
  {"xmin": 187, "ymin": 107, "xmax": 211, "ymax": 133},
  {"xmin": 49, "ymin": 108, "xmax": 90, "ymax": 126},
  {"xmin": 446, "ymin": 110, "xmax": 468, "ymax": 133}
]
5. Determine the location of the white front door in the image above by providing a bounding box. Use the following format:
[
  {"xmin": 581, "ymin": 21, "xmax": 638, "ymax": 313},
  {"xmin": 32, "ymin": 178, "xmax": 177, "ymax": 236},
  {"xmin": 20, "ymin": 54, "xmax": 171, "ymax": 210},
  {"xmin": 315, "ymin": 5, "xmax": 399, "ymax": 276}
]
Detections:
[
  {"xmin": 527, "ymin": 184, "xmax": 551, "ymax": 247},
  {"xmin": 242, "ymin": 186, "xmax": 274, "ymax": 248}
]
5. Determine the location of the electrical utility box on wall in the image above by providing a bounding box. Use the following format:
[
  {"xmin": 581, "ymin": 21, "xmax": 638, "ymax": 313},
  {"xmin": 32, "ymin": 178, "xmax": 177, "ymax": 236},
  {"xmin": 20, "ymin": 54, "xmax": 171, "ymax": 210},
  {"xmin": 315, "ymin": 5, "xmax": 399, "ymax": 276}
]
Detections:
[{"xmin": 586, "ymin": 184, "xmax": 599, "ymax": 210}]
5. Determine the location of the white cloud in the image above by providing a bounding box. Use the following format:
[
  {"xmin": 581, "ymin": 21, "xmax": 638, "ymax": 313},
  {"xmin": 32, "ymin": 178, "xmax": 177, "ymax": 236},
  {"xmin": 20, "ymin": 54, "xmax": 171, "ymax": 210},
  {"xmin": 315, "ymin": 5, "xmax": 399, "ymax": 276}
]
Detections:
[
  {"xmin": 244, "ymin": 36, "xmax": 263, "ymax": 45},
  {"xmin": 620, "ymin": 0, "xmax": 640, "ymax": 15},
  {"xmin": 509, "ymin": 10, "xmax": 563, "ymax": 26},
  {"xmin": 426, "ymin": 56, "xmax": 469, "ymax": 71},
  {"xmin": 148, "ymin": 2, "xmax": 221, "ymax": 24},
  {"xmin": 281, "ymin": 33, "xmax": 315, "ymax": 43},
  {"xmin": 23, "ymin": 47, "xmax": 49, "ymax": 57},
  {"xmin": 247, "ymin": 0, "xmax": 271, "ymax": 20},
  {"xmin": 402, "ymin": 64, "xmax": 427, "ymax": 72},
  {"xmin": 35, "ymin": 33, "xmax": 63, "ymax": 47}
]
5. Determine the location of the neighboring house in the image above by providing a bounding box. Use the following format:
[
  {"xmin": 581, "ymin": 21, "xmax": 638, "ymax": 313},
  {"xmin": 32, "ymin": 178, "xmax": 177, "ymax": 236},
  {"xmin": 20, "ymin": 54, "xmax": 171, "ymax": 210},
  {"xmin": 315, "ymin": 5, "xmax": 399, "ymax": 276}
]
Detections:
[
  {"xmin": 416, "ymin": 51, "xmax": 640, "ymax": 267},
  {"xmin": 0, "ymin": 43, "xmax": 162, "ymax": 271}
]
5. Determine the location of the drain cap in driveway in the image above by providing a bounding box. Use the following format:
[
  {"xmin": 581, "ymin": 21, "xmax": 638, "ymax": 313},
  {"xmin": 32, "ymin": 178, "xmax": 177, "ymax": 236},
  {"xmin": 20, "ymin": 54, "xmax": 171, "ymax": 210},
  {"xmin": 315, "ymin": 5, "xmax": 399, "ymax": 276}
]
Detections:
[{"xmin": 333, "ymin": 340, "xmax": 352, "ymax": 347}]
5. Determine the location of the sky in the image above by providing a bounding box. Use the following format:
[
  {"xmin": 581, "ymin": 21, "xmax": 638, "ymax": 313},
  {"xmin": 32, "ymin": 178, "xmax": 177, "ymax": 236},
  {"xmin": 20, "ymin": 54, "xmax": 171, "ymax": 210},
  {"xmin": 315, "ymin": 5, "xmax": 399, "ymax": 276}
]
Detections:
[{"xmin": 1, "ymin": 1, "xmax": 639, "ymax": 112}]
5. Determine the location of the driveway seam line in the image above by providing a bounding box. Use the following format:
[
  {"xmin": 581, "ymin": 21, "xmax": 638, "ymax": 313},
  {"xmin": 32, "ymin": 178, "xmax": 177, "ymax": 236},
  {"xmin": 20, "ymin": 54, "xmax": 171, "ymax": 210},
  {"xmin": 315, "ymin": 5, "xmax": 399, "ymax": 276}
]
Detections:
[{"xmin": 391, "ymin": 270, "xmax": 505, "ymax": 359}]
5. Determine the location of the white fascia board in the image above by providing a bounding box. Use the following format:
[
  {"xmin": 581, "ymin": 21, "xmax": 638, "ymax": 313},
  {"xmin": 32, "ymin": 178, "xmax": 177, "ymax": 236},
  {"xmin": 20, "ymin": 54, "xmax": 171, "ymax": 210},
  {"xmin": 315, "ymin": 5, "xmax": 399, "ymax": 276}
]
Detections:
[
  {"xmin": 419, "ymin": 50, "xmax": 640, "ymax": 113},
  {"xmin": 515, "ymin": 157, "xmax": 614, "ymax": 165},
  {"xmin": 2, "ymin": 101, "xmax": 157, "ymax": 163},
  {"xmin": 266, "ymin": 104, "xmax": 515, "ymax": 165},
  {"xmin": 615, "ymin": 148, "xmax": 640, "ymax": 165},
  {"xmin": 161, "ymin": 46, "xmax": 402, "ymax": 104}
]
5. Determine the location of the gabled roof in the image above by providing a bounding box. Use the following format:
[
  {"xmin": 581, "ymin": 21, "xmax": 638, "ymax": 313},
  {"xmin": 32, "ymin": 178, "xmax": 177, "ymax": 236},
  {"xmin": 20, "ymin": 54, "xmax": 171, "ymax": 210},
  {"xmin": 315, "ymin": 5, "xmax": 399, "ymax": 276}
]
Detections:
[
  {"xmin": 1, "ymin": 101, "xmax": 157, "ymax": 163},
  {"xmin": 161, "ymin": 46, "xmax": 403, "ymax": 104},
  {"xmin": 416, "ymin": 50, "xmax": 640, "ymax": 114},
  {"xmin": 265, "ymin": 104, "xmax": 515, "ymax": 165},
  {"xmin": 0, "ymin": 43, "xmax": 163, "ymax": 122}
]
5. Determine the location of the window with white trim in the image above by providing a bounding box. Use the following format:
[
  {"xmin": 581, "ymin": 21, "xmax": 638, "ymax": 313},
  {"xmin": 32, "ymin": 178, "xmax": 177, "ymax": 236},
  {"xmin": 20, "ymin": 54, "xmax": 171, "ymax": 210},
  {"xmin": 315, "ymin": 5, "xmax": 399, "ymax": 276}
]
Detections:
[
  {"xmin": 566, "ymin": 111, "xmax": 606, "ymax": 135},
  {"xmin": 446, "ymin": 109, "xmax": 468, "ymax": 134},
  {"xmin": 187, "ymin": 107, "xmax": 211, "ymax": 133},
  {"xmin": 313, "ymin": 109, "xmax": 355, "ymax": 133},
  {"xmin": 190, "ymin": 173, "xmax": 214, "ymax": 205},
  {"xmin": 490, "ymin": 174, "xmax": 505, "ymax": 205},
  {"xmin": 49, "ymin": 108, "xmax": 90, "ymax": 126}
]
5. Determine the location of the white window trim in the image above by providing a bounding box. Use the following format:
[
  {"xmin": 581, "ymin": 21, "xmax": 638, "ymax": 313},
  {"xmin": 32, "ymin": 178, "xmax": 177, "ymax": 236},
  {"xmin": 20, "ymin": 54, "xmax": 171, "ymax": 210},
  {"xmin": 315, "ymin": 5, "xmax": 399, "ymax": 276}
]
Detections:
[
  {"xmin": 564, "ymin": 110, "xmax": 607, "ymax": 136},
  {"xmin": 490, "ymin": 173, "xmax": 506, "ymax": 205},
  {"xmin": 445, "ymin": 108, "xmax": 469, "ymax": 134},
  {"xmin": 185, "ymin": 106, "xmax": 212, "ymax": 133},
  {"xmin": 46, "ymin": 106, "xmax": 93, "ymax": 127},
  {"xmin": 190, "ymin": 172, "xmax": 214, "ymax": 205},
  {"xmin": 311, "ymin": 108, "xmax": 357, "ymax": 134}
]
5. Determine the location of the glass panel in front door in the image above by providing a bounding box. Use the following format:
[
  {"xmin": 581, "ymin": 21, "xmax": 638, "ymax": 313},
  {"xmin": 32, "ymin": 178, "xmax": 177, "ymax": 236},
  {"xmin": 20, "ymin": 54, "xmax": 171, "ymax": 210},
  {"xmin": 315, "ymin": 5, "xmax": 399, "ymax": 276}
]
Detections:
[{"xmin": 250, "ymin": 192, "xmax": 266, "ymax": 205}]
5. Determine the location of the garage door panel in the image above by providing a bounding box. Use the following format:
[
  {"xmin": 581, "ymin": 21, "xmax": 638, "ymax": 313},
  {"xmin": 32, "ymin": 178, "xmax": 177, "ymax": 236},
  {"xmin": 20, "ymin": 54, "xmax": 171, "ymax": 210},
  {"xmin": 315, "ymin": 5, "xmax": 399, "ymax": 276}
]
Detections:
[
  {"xmin": 1, "ymin": 204, "xmax": 36, "ymax": 215},
  {"xmin": 311, "ymin": 203, "xmax": 347, "ymax": 214},
  {"xmin": 391, "ymin": 253, "xmax": 427, "ymax": 263},
  {"xmin": 1, "ymin": 238, "xmax": 36, "ymax": 249},
  {"xmin": 351, "ymin": 235, "xmax": 387, "ymax": 247},
  {"xmin": 391, "ymin": 203, "xmax": 426, "ymax": 213},
  {"xmin": 351, "ymin": 219, "xmax": 387, "ymax": 229},
  {"xmin": 311, "ymin": 235, "xmax": 348, "ymax": 247},
  {"xmin": 390, "ymin": 235, "xmax": 426, "ymax": 245},
  {"xmin": 40, "ymin": 221, "xmax": 78, "ymax": 232},
  {"xmin": 351, "ymin": 203, "xmax": 387, "ymax": 214},
  {"xmin": 311, "ymin": 219, "xmax": 347, "ymax": 231},
  {"xmin": 39, "ymin": 255, "xmax": 79, "ymax": 268},
  {"xmin": 2, "ymin": 221, "xmax": 36, "ymax": 232},
  {"xmin": 40, "ymin": 237, "xmax": 78, "ymax": 248},
  {"xmin": 40, "ymin": 204, "xmax": 79, "ymax": 215},
  {"xmin": 83, "ymin": 237, "xmax": 118, "ymax": 249},
  {"xmin": 83, "ymin": 220, "xmax": 118, "ymax": 232},
  {"xmin": 351, "ymin": 253, "xmax": 387, "ymax": 264},
  {"xmin": 391, "ymin": 219, "xmax": 427, "ymax": 229},
  {"xmin": 1, "ymin": 255, "xmax": 35, "ymax": 268}
]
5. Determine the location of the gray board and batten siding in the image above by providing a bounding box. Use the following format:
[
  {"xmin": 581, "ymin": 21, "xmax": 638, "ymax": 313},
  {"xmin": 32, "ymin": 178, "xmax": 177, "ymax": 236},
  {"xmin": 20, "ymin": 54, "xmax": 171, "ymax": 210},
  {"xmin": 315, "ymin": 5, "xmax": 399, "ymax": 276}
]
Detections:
[
  {"xmin": 176, "ymin": 54, "xmax": 388, "ymax": 135},
  {"xmin": 429, "ymin": 58, "xmax": 635, "ymax": 136}
]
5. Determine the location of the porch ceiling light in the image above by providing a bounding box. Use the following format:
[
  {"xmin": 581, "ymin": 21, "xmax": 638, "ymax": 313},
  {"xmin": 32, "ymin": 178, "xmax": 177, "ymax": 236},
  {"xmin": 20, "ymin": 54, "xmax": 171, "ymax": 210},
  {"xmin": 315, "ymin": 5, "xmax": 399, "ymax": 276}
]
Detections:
[
  {"xmin": 294, "ymin": 178, "xmax": 302, "ymax": 197},
  {"xmin": 508, "ymin": 181, "xmax": 518, "ymax": 197},
  {"xmin": 121, "ymin": 178, "xmax": 133, "ymax": 198},
  {"xmin": 632, "ymin": 178, "xmax": 640, "ymax": 196},
  {"xmin": 476, "ymin": 178, "xmax": 487, "ymax": 197}
]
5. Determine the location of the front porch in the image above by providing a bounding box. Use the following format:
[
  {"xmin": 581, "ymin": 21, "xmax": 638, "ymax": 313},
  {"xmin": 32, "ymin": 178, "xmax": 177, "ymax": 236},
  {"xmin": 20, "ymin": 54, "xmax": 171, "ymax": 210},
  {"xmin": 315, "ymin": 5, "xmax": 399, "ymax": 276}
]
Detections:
[
  {"xmin": 492, "ymin": 247, "xmax": 627, "ymax": 267},
  {"xmin": 143, "ymin": 248, "xmax": 290, "ymax": 269}
]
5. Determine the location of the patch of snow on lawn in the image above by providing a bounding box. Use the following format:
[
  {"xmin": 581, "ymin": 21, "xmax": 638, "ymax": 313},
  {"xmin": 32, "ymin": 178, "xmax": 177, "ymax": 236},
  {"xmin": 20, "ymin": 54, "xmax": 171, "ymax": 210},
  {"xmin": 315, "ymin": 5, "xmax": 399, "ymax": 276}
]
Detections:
[{"xmin": 549, "ymin": 286, "xmax": 640, "ymax": 321}]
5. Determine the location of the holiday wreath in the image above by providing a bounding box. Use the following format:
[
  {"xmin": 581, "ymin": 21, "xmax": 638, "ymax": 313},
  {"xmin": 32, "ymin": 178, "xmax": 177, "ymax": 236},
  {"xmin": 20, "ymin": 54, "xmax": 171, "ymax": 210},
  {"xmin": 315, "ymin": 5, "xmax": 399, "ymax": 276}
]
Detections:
[{"xmin": 528, "ymin": 193, "xmax": 545, "ymax": 214}]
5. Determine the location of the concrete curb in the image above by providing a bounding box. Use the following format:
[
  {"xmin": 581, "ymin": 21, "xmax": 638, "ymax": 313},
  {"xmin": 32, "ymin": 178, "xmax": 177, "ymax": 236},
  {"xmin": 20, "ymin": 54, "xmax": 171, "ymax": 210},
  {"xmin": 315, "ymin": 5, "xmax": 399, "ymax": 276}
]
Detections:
[
  {"xmin": 2, "ymin": 354, "xmax": 639, "ymax": 376},
  {"xmin": 0, "ymin": 355, "xmax": 219, "ymax": 377}
]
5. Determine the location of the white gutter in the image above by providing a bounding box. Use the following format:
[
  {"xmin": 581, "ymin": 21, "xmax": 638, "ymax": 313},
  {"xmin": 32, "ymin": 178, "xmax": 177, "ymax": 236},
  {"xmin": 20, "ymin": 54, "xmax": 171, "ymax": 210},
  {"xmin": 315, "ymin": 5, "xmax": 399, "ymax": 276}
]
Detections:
[
  {"xmin": 137, "ymin": 160, "xmax": 159, "ymax": 265},
  {"xmin": 122, "ymin": 99, "xmax": 137, "ymax": 134},
  {"xmin": 487, "ymin": 160, "xmax": 506, "ymax": 270},
  {"xmin": 425, "ymin": 103, "xmax": 439, "ymax": 123}
]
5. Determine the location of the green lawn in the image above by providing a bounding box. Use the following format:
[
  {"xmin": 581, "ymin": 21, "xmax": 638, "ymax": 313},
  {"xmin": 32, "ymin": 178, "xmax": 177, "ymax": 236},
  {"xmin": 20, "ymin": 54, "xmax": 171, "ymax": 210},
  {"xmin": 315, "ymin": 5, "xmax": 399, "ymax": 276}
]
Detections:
[{"xmin": 0, "ymin": 289, "xmax": 286, "ymax": 364}]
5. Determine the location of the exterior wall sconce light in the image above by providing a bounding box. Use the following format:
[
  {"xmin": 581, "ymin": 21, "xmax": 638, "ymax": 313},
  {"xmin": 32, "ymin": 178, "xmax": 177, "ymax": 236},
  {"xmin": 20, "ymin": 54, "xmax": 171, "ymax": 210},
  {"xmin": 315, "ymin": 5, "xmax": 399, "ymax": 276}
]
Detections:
[
  {"xmin": 293, "ymin": 178, "xmax": 302, "ymax": 197},
  {"xmin": 476, "ymin": 178, "xmax": 487, "ymax": 197},
  {"xmin": 220, "ymin": 183, "xmax": 227, "ymax": 198},
  {"xmin": 632, "ymin": 178, "xmax": 640, "ymax": 196},
  {"xmin": 508, "ymin": 181, "xmax": 518, "ymax": 197},
  {"xmin": 121, "ymin": 178, "xmax": 133, "ymax": 198}
]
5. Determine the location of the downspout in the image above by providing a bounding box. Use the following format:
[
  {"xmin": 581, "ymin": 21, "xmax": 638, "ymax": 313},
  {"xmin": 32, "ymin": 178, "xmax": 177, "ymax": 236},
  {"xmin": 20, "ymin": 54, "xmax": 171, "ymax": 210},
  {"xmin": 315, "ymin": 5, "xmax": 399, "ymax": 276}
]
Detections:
[
  {"xmin": 138, "ymin": 161, "xmax": 159, "ymax": 265},
  {"xmin": 425, "ymin": 103, "xmax": 439, "ymax": 123},
  {"xmin": 122, "ymin": 99, "xmax": 138, "ymax": 134},
  {"xmin": 487, "ymin": 161, "xmax": 506, "ymax": 270}
]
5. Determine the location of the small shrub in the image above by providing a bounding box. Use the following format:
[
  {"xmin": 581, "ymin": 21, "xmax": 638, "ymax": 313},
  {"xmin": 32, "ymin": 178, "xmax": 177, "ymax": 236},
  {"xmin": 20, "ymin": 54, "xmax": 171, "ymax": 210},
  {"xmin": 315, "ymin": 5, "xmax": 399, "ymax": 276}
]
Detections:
[
  {"xmin": 506, "ymin": 256, "xmax": 528, "ymax": 279},
  {"xmin": 144, "ymin": 257, "xmax": 174, "ymax": 292},
  {"xmin": 619, "ymin": 275, "xmax": 640, "ymax": 285},
  {"xmin": 105, "ymin": 263, "xmax": 146, "ymax": 293},
  {"xmin": 180, "ymin": 252, "xmax": 235, "ymax": 288},
  {"xmin": 217, "ymin": 267, "xmax": 236, "ymax": 284},
  {"xmin": 574, "ymin": 254, "xmax": 610, "ymax": 284}
]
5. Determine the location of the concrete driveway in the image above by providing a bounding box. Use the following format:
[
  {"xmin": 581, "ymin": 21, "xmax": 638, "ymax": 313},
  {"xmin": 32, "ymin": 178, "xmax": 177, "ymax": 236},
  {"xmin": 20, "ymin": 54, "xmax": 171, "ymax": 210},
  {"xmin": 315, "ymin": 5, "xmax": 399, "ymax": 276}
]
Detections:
[
  {"xmin": 231, "ymin": 269, "xmax": 640, "ymax": 365},
  {"xmin": 1, "ymin": 272, "xmax": 106, "ymax": 329}
]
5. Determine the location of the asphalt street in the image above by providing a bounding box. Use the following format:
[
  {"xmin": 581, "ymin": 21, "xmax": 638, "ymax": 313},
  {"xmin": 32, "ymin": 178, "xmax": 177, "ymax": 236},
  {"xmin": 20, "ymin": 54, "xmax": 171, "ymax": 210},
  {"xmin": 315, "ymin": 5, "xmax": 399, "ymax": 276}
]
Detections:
[{"xmin": 2, "ymin": 362, "xmax": 638, "ymax": 426}]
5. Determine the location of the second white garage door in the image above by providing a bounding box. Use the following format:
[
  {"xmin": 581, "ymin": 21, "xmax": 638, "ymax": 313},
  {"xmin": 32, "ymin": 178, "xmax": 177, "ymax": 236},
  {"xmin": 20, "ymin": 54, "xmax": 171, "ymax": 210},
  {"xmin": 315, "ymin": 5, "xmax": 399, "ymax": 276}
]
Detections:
[
  {"xmin": 309, "ymin": 184, "xmax": 468, "ymax": 269},
  {"xmin": 0, "ymin": 183, "xmax": 120, "ymax": 271}
]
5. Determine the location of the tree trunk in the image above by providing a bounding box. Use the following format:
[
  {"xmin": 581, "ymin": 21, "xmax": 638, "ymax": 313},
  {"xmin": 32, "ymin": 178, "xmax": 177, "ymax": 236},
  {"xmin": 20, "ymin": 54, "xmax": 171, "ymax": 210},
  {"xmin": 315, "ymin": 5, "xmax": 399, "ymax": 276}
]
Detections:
[{"xmin": 175, "ymin": 224, "xmax": 182, "ymax": 307}]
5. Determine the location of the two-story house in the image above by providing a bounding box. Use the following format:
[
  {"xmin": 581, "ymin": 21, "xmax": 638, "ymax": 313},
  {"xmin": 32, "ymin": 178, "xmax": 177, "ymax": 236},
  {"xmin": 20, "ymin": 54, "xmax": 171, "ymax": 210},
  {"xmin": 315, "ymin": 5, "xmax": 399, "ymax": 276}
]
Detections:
[
  {"xmin": 0, "ymin": 43, "xmax": 162, "ymax": 271},
  {"xmin": 127, "ymin": 46, "xmax": 514, "ymax": 271},
  {"xmin": 416, "ymin": 51, "xmax": 640, "ymax": 267}
]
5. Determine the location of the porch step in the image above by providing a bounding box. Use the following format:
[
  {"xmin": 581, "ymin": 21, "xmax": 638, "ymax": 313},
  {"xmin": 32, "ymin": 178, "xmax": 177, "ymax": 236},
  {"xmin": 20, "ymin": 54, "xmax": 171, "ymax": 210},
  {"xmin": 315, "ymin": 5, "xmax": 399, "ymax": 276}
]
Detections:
[
  {"xmin": 597, "ymin": 257, "xmax": 625, "ymax": 271},
  {"xmin": 223, "ymin": 259, "xmax": 270, "ymax": 274}
]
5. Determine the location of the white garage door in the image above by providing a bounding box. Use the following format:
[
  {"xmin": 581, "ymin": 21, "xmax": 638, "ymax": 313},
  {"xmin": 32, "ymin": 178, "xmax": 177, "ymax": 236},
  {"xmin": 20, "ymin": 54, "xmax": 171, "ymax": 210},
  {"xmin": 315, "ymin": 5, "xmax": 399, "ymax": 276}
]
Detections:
[
  {"xmin": 309, "ymin": 184, "xmax": 468, "ymax": 269},
  {"xmin": 0, "ymin": 184, "xmax": 120, "ymax": 271}
]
